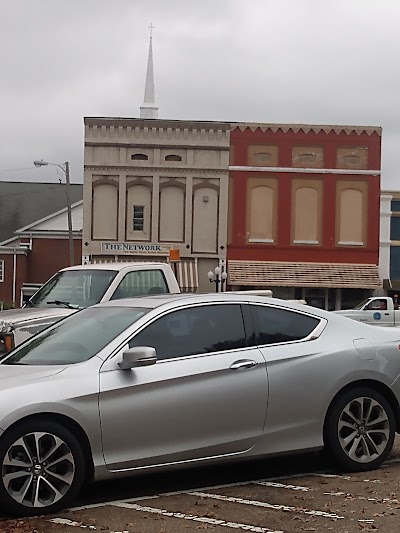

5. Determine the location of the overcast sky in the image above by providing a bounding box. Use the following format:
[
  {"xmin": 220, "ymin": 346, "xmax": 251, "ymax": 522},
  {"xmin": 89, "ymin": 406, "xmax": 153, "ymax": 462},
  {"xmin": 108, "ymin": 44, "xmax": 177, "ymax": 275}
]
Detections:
[{"xmin": 0, "ymin": 0, "xmax": 399, "ymax": 189}]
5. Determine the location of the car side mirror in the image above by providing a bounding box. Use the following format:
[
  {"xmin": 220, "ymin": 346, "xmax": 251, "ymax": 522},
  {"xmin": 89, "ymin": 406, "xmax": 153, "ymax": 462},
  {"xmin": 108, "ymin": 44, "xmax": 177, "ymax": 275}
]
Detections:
[{"xmin": 118, "ymin": 346, "xmax": 157, "ymax": 370}]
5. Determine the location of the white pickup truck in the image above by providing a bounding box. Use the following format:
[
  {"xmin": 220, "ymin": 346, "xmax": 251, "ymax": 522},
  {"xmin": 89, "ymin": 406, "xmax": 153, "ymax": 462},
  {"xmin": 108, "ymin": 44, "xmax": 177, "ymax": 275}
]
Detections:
[
  {"xmin": 0, "ymin": 262, "xmax": 181, "ymax": 354},
  {"xmin": 334, "ymin": 296, "xmax": 400, "ymax": 327}
]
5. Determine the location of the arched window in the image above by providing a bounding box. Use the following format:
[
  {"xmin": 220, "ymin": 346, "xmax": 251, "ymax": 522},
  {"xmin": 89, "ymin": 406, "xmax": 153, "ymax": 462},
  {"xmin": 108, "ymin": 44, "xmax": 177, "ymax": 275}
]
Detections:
[
  {"xmin": 92, "ymin": 182, "xmax": 118, "ymax": 240},
  {"xmin": 293, "ymin": 187, "xmax": 318, "ymax": 243},
  {"xmin": 249, "ymin": 186, "xmax": 274, "ymax": 242},
  {"xmin": 159, "ymin": 186, "xmax": 185, "ymax": 242},
  {"xmin": 131, "ymin": 154, "xmax": 148, "ymax": 161},
  {"xmin": 338, "ymin": 188, "xmax": 363, "ymax": 244},
  {"xmin": 165, "ymin": 154, "xmax": 182, "ymax": 162}
]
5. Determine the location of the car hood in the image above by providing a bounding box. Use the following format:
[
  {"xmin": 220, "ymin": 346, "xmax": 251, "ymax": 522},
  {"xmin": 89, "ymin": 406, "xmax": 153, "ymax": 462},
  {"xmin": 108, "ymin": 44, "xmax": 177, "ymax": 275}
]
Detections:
[
  {"xmin": 0, "ymin": 307, "xmax": 75, "ymax": 326},
  {"xmin": 0, "ymin": 364, "xmax": 66, "ymax": 389}
]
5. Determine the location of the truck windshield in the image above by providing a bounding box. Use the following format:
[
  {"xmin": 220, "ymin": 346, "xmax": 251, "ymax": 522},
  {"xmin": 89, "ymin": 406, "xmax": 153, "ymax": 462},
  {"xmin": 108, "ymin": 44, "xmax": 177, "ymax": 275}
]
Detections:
[
  {"xmin": 2, "ymin": 306, "xmax": 148, "ymax": 365},
  {"xmin": 353, "ymin": 298, "xmax": 371, "ymax": 310},
  {"xmin": 29, "ymin": 270, "xmax": 118, "ymax": 309}
]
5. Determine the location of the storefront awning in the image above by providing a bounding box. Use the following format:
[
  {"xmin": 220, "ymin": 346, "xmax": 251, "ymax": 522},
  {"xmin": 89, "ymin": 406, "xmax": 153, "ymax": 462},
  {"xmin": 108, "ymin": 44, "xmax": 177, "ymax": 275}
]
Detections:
[
  {"xmin": 228, "ymin": 260, "xmax": 381, "ymax": 289},
  {"xmin": 174, "ymin": 260, "xmax": 199, "ymax": 293}
]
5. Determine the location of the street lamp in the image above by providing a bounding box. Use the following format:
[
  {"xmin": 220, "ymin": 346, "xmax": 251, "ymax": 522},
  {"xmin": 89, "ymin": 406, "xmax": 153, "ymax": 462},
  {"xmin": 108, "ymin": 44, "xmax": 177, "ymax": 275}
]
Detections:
[
  {"xmin": 33, "ymin": 160, "xmax": 74, "ymax": 266},
  {"xmin": 208, "ymin": 266, "xmax": 228, "ymax": 293}
]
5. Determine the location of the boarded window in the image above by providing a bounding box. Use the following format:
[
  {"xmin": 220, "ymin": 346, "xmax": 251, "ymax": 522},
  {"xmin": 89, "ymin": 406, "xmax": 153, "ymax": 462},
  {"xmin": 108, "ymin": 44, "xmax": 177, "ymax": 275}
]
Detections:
[
  {"xmin": 293, "ymin": 187, "xmax": 318, "ymax": 243},
  {"xmin": 339, "ymin": 188, "xmax": 363, "ymax": 244},
  {"xmin": 249, "ymin": 186, "xmax": 274, "ymax": 242},
  {"xmin": 159, "ymin": 186, "xmax": 185, "ymax": 242},
  {"xmin": 92, "ymin": 183, "xmax": 118, "ymax": 240}
]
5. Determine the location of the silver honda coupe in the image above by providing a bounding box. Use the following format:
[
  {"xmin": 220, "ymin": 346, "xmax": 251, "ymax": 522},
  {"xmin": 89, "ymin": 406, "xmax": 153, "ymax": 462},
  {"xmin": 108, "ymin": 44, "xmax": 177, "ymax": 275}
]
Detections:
[{"xmin": 0, "ymin": 293, "xmax": 400, "ymax": 516}]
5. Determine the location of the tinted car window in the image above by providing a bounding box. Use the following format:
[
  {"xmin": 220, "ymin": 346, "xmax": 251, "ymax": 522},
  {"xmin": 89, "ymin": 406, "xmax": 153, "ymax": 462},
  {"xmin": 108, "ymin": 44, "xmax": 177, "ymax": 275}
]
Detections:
[
  {"xmin": 250, "ymin": 305, "xmax": 320, "ymax": 346},
  {"xmin": 129, "ymin": 304, "xmax": 246, "ymax": 360},
  {"xmin": 110, "ymin": 270, "xmax": 168, "ymax": 300}
]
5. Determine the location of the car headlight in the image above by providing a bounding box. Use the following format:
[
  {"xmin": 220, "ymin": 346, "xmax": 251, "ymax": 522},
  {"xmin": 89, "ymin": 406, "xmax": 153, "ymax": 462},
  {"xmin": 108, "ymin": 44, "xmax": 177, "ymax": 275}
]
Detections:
[
  {"xmin": 0, "ymin": 333, "xmax": 14, "ymax": 356},
  {"xmin": 0, "ymin": 322, "xmax": 15, "ymax": 356}
]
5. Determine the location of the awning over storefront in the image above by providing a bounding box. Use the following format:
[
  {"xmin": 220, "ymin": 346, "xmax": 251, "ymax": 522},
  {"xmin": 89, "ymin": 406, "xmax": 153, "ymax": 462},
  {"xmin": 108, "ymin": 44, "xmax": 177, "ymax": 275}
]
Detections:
[
  {"xmin": 228, "ymin": 260, "xmax": 381, "ymax": 289},
  {"xmin": 174, "ymin": 260, "xmax": 199, "ymax": 293}
]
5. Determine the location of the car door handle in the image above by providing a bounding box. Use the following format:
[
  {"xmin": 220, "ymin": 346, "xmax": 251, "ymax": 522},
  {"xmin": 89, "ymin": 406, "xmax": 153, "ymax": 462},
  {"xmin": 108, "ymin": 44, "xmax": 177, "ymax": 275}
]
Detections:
[{"xmin": 230, "ymin": 360, "xmax": 258, "ymax": 370}]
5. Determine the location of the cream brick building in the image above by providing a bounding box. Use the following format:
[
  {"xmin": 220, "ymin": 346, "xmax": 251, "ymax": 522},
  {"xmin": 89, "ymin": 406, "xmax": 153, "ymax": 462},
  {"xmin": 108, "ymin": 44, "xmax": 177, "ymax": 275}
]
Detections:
[{"xmin": 82, "ymin": 117, "xmax": 230, "ymax": 292}]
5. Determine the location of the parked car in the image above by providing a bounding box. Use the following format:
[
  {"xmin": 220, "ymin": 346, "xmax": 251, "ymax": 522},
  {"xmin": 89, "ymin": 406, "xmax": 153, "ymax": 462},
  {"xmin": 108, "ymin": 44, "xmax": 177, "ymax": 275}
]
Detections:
[
  {"xmin": 0, "ymin": 293, "xmax": 400, "ymax": 516},
  {"xmin": 334, "ymin": 296, "xmax": 400, "ymax": 326},
  {"xmin": 0, "ymin": 262, "xmax": 181, "ymax": 356}
]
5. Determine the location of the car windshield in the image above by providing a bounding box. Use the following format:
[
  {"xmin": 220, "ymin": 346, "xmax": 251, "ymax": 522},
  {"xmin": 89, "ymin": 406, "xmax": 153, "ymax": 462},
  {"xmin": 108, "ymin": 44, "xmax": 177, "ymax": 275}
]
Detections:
[
  {"xmin": 2, "ymin": 306, "xmax": 148, "ymax": 366},
  {"xmin": 29, "ymin": 270, "xmax": 118, "ymax": 309}
]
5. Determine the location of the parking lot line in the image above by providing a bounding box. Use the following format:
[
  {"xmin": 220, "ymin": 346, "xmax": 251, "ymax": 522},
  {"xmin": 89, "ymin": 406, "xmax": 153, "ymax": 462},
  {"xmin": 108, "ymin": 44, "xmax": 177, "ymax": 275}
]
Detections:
[
  {"xmin": 256, "ymin": 481, "xmax": 311, "ymax": 491},
  {"xmin": 111, "ymin": 501, "xmax": 284, "ymax": 533},
  {"xmin": 189, "ymin": 490, "xmax": 345, "ymax": 520}
]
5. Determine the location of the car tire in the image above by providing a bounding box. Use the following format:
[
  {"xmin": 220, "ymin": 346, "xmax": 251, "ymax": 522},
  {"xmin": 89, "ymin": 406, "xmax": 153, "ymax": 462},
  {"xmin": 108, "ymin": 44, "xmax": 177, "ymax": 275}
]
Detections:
[
  {"xmin": 0, "ymin": 419, "xmax": 85, "ymax": 517},
  {"xmin": 325, "ymin": 386, "xmax": 395, "ymax": 472}
]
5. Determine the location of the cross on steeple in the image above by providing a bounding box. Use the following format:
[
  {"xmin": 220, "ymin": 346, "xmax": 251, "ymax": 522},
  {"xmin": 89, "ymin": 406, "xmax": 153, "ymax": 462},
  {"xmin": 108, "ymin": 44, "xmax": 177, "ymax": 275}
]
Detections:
[{"xmin": 149, "ymin": 23, "xmax": 155, "ymax": 38}]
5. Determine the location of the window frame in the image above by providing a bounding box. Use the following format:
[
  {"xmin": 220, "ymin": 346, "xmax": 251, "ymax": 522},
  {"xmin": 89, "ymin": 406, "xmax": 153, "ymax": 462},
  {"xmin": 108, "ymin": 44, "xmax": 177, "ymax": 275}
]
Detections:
[
  {"xmin": 110, "ymin": 269, "xmax": 169, "ymax": 300},
  {"xmin": 0, "ymin": 260, "xmax": 3, "ymax": 282},
  {"xmin": 132, "ymin": 205, "xmax": 145, "ymax": 231},
  {"xmin": 126, "ymin": 302, "xmax": 252, "ymax": 363},
  {"xmin": 247, "ymin": 303, "xmax": 327, "ymax": 348}
]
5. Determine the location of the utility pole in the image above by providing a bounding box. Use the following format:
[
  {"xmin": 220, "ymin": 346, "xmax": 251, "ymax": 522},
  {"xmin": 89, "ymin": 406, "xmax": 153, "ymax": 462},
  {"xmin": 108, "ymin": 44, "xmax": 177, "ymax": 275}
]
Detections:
[{"xmin": 64, "ymin": 162, "xmax": 74, "ymax": 266}]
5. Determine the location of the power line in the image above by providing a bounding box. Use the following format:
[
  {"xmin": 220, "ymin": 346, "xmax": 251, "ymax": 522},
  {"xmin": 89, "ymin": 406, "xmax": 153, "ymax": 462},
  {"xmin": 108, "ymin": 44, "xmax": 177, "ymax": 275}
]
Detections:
[
  {"xmin": 0, "ymin": 184, "xmax": 82, "ymax": 199},
  {"xmin": 0, "ymin": 167, "xmax": 36, "ymax": 173}
]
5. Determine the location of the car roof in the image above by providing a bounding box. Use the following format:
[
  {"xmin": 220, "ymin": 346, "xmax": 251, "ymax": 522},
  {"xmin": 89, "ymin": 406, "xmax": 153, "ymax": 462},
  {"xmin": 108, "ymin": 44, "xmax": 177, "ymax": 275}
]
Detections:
[
  {"xmin": 59, "ymin": 262, "xmax": 167, "ymax": 272},
  {"xmin": 94, "ymin": 292, "xmax": 328, "ymax": 317}
]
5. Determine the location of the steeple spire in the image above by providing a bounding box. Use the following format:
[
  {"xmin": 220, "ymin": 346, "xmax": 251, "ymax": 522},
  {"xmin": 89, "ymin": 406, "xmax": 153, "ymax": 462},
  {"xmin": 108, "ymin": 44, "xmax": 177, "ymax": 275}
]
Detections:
[{"xmin": 140, "ymin": 24, "xmax": 158, "ymax": 119}]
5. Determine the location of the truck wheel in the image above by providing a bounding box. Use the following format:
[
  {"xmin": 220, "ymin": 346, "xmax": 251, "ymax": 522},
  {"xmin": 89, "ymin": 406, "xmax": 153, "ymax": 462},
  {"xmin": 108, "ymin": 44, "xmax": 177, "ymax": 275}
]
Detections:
[
  {"xmin": 325, "ymin": 387, "xmax": 395, "ymax": 471},
  {"xmin": 0, "ymin": 420, "xmax": 85, "ymax": 517}
]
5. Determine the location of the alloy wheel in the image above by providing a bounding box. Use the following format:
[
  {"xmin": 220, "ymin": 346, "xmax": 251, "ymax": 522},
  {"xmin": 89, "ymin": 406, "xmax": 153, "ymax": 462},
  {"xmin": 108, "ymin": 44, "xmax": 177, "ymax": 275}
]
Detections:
[
  {"xmin": 338, "ymin": 396, "xmax": 390, "ymax": 464},
  {"xmin": 2, "ymin": 431, "xmax": 75, "ymax": 508}
]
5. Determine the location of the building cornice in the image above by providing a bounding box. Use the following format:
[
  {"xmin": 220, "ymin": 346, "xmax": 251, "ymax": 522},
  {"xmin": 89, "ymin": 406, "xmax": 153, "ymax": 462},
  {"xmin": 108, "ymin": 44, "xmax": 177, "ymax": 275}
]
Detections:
[
  {"xmin": 84, "ymin": 117, "xmax": 231, "ymax": 131},
  {"xmin": 85, "ymin": 165, "xmax": 228, "ymax": 175},
  {"xmin": 229, "ymin": 165, "xmax": 380, "ymax": 176},
  {"xmin": 85, "ymin": 142, "xmax": 229, "ymax": 151},
  {"xmin": 231, "ymin": 123, "xmax": 382, "ymax": 136}
]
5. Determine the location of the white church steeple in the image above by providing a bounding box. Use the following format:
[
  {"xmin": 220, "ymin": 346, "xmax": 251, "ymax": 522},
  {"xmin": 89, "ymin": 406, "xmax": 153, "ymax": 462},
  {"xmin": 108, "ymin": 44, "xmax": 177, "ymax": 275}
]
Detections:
[{"xmin": 140, "ymin": 24, "xmax": 158, "ymax": 119}]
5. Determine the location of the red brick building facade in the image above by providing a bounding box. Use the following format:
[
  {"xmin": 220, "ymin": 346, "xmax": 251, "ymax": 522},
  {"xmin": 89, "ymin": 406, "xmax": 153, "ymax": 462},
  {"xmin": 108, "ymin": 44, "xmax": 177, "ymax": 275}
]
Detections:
[
  {"xmin": 0, "ymin": 202, "xmax": 82, "ymax": 308},
  {"xmin": 227, "ymin": 123, "xmax": 382, "ymax": 309}
]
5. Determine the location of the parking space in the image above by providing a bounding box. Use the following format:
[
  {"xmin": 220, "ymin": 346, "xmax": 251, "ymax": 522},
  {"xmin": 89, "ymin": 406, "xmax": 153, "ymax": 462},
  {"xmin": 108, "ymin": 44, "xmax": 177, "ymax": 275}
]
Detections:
[{"xmin": 3, "ymin": 441, "xmax": 400, "ymax": 533}]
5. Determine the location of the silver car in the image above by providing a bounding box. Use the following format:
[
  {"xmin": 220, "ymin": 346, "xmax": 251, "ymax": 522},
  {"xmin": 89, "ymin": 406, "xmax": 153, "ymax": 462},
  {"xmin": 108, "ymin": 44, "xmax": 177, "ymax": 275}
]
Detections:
[{"xmin": 0, "ymin": 293, "xmax": 400, "ymax": 517}]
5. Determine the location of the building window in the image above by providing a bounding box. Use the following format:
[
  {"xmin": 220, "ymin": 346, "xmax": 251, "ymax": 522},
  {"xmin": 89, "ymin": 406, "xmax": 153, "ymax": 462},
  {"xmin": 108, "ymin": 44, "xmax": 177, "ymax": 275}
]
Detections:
[
  {"xmin": 391, "ymin": 217, "xmax": 400, "ymax": 241},
  {"xmin": 131, "ymin": 154, "xmax": 148, "ymax": 161},
  {"xmin": 0, "ymin": 260, "xmax": 3, "ymax": 282},
  {"xmin": 254, "ymin": 152, "xmax": 272, "ymax": 164},
  {"xmin": 165, "ymin": 154, "xmax": 182, "ymax": 162},
  {"xmin": 133, "ymin": 206, "xmax": 145, "ymax": 231},
  {"xmin": 292, "ymin": 186, "xmax": 319, "ymax": 244},
  {"xmin": 336, "ymin": 147, "xmax": 368, "ymax": 170},
  {"xmin": 391, "ymin": 200, "xmax": 400, "ymax": 212},
  {"xmin": 337, "ymin": 187, "xmax": 364, "ymax": 245}
]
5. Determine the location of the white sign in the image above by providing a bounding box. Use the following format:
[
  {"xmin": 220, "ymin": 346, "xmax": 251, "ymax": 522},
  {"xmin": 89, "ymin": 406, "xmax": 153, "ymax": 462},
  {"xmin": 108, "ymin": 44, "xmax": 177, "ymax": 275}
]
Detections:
[{"xmin": 101, "ymin": 242, "xmax": 172, "ymax": 255}]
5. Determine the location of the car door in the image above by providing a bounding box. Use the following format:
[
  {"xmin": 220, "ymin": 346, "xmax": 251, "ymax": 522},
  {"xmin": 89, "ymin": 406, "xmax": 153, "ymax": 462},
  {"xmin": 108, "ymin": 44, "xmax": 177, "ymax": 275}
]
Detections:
[
  {"xmin": 247, "ymin": 303, "xmax": 328, "ymax": 455},
  {"xmin": 99, "ymin": 303, "xmax": 268, "ymax": 471}
]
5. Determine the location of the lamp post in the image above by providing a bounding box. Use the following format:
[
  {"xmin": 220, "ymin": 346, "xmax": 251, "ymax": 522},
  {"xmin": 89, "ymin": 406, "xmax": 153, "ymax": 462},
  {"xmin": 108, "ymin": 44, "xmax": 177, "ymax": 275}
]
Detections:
[
  {"xmin": 207, "ymin": 266, "xmax": 228, "ymax": 293},
  {"xmin": 33, "ymin": 160, "xmax": 74, "ymax": 266}
]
